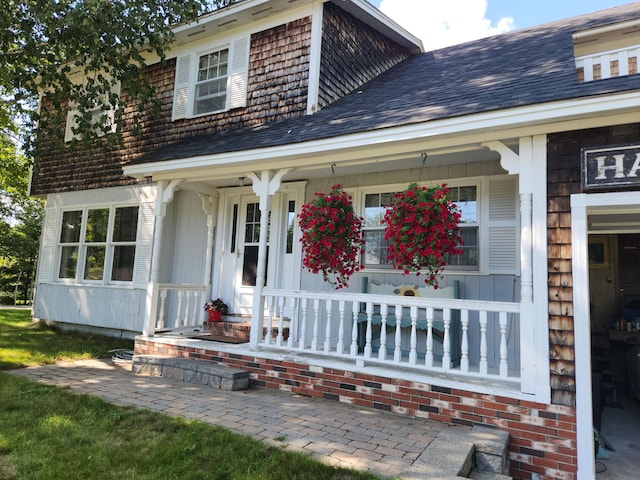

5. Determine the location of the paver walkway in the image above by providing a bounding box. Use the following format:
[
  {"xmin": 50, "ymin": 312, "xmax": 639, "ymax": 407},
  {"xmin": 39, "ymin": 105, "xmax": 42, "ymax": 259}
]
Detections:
[{"xmin": 8, "ymin": 359, "xmax": 447, "ymax": 479}]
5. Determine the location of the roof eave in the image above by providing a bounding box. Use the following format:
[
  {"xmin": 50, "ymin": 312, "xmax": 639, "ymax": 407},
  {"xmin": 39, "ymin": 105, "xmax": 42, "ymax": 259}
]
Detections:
[{"xmin": 123, "ymin": 90, "xmax": 640, "ymax": 180}]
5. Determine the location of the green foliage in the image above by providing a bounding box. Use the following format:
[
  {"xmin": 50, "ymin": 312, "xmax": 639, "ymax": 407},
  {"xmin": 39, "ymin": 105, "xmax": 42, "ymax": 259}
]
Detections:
[
  {"xmin": 1, "ymin": 0, "xmax": 239, "ymax": 155},
  {"xmin": 0, "ymin": 134, "xmax": 42, "ymax": 304}
]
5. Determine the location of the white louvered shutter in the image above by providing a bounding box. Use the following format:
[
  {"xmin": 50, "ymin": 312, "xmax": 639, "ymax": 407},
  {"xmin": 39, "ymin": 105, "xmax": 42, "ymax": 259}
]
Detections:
[
  {"xmin": 132, "ymin": 201, "xmax": 156, "ymax": 287},
  {"xmin": 228, "ymin": 36, "xmax": 250, "ymax": 109},
  {"xmin": 37, "ymin": 207, "xmax": 58, "ymax": 283},
  {"xmin": 488, "ymin": 178, "xmax": 519, "ymax": 274},
  {"xmin": 172, "ymin": 54, "xmax": 193, "ymax": 120},
  {"xmin": 64, "ymin": 110, "xmax": 77, "ymax": 142}
]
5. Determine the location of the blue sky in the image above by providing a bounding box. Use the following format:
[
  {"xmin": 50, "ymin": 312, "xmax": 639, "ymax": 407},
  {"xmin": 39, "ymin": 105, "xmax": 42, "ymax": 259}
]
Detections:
[{"xmin": 368, "ymin": 0, "xmax": 631, "ymax": 50}]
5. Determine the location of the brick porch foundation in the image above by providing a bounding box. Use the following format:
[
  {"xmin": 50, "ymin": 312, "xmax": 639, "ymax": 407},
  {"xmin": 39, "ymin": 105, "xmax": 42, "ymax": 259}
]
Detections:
[{"xmin": 135, "ymin": 338, "xmax": 577, "ymax": 480}]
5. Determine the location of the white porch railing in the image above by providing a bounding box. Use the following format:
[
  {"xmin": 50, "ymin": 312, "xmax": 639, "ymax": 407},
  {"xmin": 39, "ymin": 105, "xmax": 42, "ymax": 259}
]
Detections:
[
  {"xmin": 259, "ymin": 288, "xmax": 521, "ymax": 383},
  {"xmin": 156, "ymin": 283, "xmax": 207, "ymax": 330},
  {"xmin": 576, "ymin": 45, "xmax": 640, "ymax": 82}
]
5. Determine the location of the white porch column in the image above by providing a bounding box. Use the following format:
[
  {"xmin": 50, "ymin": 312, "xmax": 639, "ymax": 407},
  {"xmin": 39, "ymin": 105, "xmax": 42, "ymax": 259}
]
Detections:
[
  {"xmin": 517, "ymin": 137, "xmax": 536, "ymax": 396},
  {"xmin": 143, "ymin": 179, "xmax": 182, "ymax": 337},
  {"xmin": 482, "ymin": 137, "xmax": 549, "ymax": 400},
  {"xmin": 198, "ymin": 193, "xmax": 218, "ymax": 324},
  {"xmin": 247, "ymin": 169, "xmax": 290, "ymax": 348}
]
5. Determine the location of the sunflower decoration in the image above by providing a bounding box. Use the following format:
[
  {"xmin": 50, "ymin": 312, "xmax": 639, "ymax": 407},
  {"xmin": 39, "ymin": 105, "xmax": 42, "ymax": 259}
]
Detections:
[{"xmin": 394, "ymin": 285, "xmax": 420, "ymax": 297}]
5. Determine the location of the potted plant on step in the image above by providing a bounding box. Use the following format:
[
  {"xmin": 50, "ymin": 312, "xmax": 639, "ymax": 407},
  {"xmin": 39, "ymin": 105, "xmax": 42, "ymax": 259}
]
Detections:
[{"xmin": 204, "ymin": 298, "xmax": 229, "ymax": 322}]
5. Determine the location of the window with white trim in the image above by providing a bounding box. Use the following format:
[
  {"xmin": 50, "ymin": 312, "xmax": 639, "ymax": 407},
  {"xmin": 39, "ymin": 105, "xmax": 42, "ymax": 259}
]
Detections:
[
  {"xmin": 64, "ymin": 82, "xmax": 120, "ymax": 142},
  {"xmin": 172, "ymin": 35, "xmax": 250, "ymax": 120},
  {"xmin": 445, "ymin": 186, "xmax": 478, "ymax": 268},
  {"xmin": 57, "ymin": 206, "xmax": 139, "ymax": 283},
  {"xmin": 195, "ymin": 48, "xmax": 229, "ymax": 115},
  {"xmin": 361, "ymin": 184, "xmax": 479, "ymax": 270}
]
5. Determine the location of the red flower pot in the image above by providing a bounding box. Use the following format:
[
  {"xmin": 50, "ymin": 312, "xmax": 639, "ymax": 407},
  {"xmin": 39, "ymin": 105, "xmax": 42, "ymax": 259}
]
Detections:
[{"xmin": 208, "ymin": 310, "xmax": 222, "ymax": 322}]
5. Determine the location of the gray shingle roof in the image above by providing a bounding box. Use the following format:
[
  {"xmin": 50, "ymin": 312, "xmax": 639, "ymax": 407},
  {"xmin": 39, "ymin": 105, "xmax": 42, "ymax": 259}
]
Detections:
[{"xmin": 135, "ymin": 2, "xmax": 640, "ymax": 164}]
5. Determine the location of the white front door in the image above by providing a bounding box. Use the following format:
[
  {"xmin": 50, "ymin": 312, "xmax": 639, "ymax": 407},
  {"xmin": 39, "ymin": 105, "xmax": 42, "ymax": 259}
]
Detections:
[
  {"xmin": 232, "ymin": 196, "xmax": 267, "ymax": 314},
  {"xmin": 214, "ymin": 183, "xmax": 305, "ymax": 317}
]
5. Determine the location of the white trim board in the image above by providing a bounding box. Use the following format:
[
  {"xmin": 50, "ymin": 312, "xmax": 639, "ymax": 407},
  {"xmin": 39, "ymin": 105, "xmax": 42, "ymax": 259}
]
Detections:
[{"xmin": 571, "ymin": 191, "xmax": 640, "ymax": 480}]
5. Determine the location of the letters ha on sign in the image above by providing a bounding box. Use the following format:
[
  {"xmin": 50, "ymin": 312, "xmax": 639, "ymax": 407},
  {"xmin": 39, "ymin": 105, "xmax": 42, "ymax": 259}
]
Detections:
[{"xmin": 582, "ymin": 144, "xmax": 640, "ymax": 190}]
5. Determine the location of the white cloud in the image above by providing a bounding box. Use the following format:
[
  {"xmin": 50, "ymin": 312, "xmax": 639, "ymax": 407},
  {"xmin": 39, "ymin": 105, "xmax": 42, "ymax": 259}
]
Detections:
[{"xmin": 378, "ymin": 0, "xmax": 515, "ymax": 51}]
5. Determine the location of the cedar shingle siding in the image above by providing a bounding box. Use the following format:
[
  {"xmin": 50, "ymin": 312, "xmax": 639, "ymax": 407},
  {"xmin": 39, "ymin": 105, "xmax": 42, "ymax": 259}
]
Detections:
[
  {"xmin": 318, "ymin": 2, "xmax": 410, "ymax": 109},
  {"xmin": 32, "ymin": 3, "xmax": 412, "ymax": 195},
  {"xmin": 547, "ymin": 123, "xmax": 640, "ymax": 406},
  {"xmin": 32, "ymin": 17, "xmax": 314, "ymax": 195}
]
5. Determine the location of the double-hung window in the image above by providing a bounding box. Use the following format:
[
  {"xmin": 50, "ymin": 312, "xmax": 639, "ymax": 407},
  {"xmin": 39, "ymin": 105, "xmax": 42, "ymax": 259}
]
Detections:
[
  {"xmin": 64, "ymin": 81, "xmax": 120, "ymax": 142},
  {"xmin": 172, "ymin": 36, "xmax": 250, "ymax": 120},
  {"xmin": 194, "ymin": 48, "xmax": 229, "ymax": 115},
  {"xmin": 361, "ymin": 184, "xmax": 479, "ymax": 270},
  {"xmin": 445, "ymin": 186, "xmax": 478, "ymax": 269},
  {"xmin": 57, "ymin": 206, "xmax": 139, "ymax": 283}
]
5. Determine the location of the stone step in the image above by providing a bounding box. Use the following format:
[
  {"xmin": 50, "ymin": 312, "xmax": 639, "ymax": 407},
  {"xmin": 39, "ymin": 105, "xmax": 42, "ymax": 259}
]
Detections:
[
  {"xmin": 400, "ymin": 425, "xmax": 511, "ymax": 479},
  {"xmin": 132, "ymin": 355, "xmax": 249, "ymax": 391},
  {"xmin": 468, "ymin": 470, "xmax": 512, "ymax": 480}
]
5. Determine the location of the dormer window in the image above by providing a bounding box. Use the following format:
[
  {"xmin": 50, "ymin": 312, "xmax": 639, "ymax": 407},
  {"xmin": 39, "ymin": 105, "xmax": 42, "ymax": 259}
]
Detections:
[{"xmin": 574, "ymin": 19, "xmax": 640, "ymax": 82}]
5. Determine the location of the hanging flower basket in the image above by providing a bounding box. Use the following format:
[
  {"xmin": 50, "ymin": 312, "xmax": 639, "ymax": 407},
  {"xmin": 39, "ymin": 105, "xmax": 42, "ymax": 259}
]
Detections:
[
  {"xmin": 298, "ymin": 184, "xmax": 364, "ymax": 289},
  {"xmin": 382, "ymin": 183, "xmax": 463, "ymax": 288}
]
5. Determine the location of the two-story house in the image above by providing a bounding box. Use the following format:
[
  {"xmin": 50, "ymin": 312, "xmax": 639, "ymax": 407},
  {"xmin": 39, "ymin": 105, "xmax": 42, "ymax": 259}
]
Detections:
[{"xmin": 30, "ymin": 1, "xmax": 640, "ymax": 478}]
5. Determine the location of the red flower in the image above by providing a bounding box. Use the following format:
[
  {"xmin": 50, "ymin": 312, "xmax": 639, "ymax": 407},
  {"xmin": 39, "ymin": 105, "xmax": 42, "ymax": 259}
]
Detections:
[
  {"xmin": 382, "ymin": 183, "xmax": 463, "ymax": 288},
  {"xmin": 299, "ymin": 184, "xmax": 364, "ymax": 289}
]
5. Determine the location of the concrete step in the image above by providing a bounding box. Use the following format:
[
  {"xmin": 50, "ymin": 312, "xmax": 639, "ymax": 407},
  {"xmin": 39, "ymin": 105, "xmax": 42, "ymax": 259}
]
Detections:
[
  {"xmin": 400, "ymin": 425, "xmax": 511, "ymax": 479},
  {"xmin": 132, "ymin": 355, "xmax": 249, "ymax": 391}
]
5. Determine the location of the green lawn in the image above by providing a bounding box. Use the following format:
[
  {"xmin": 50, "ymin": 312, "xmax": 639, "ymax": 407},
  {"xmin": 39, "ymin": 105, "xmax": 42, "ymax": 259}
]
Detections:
[
  {"xmin": 0, "ymin": 308, "xmax": 133, "ymax": 370},
  {"xmin": 0, "ymin": 309, "xmax": 379, "ymax": 480}
]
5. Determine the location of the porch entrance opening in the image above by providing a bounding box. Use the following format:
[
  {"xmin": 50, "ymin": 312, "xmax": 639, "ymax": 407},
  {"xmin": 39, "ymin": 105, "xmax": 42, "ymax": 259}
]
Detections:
[{"xmin": 588, "ymin": 229, "xmax": 640, "ymax": 478}]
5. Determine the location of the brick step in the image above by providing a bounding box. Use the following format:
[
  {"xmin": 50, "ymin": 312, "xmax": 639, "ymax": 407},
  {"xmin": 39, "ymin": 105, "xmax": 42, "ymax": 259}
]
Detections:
[
  {"xmin": 204, "ymin": 320, "xmax": 289, "ymax": 341},
  {"xmin": 401, "ymin": 425, "xmax": 511, "ymax": 479},
  {"xmin": 132, "ymin": 355, "xmax": 249, "ymax": 391}
]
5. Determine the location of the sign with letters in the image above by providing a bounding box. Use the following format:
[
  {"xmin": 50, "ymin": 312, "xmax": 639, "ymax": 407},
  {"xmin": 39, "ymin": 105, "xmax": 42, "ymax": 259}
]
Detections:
[{"xmin": 582, "ymin": 144, "xmax": 640, "ymax": 190}]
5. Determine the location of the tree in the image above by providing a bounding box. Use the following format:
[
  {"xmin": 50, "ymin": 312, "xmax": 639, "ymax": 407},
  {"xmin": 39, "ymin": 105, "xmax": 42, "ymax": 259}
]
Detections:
[
  {"xmin": 1, "ymin": 0, "xmax": 238, "ymax": 155},
  {"xmin": 0, "ymin": 134, "xmax": 43, "ymax": 304},
  {"xmin": 0, "ymin": 0, "xmax": 239, "ymax": 302}
]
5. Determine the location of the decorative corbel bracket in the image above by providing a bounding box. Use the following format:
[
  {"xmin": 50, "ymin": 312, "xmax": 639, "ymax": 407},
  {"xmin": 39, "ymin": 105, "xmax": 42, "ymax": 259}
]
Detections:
[
  {"xmin": 248, "ymin": 169, "xmax": 292, "ymax": 210},
  {"xmin": 197, "ymin": 192, "xmax": 216, "ymax": 217},
  {"xmin": 156, "ymin": 179, "xmax": 183, "ymax": 217},
  {"xmin": 482, "ymin": 141, "xmax": 520, "ymax": 175}
]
